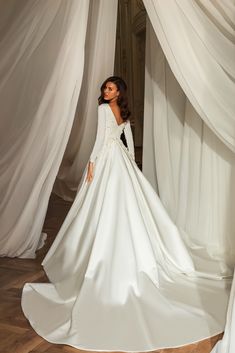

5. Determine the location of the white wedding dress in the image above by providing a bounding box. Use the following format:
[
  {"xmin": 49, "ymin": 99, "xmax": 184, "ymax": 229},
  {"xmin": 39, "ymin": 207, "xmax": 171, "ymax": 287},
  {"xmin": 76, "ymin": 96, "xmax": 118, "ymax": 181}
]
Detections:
[{"xmin": 21, "ymin": 103, "xmax": 230, "ymax": 352}]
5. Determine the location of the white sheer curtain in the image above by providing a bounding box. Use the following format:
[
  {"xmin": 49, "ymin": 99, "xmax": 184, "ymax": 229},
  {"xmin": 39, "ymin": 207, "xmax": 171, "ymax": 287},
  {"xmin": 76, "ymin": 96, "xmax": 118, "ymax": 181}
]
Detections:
[
  {"xmin": 211, "ymin": 269, "xmax": 235, "ymax": 353},
  {"xmin": 0, "ymin": 0, "xmax": 90, "ymax": 258},
  {"xmin": 53, "ymin": 0, "xmax": 118, "ymax": 201},
  {"xmin": 143, "ymin": 0, "xmax": 235, "ymax": 277},
  {"xmin": 143, "ymin": 0, "xmax": 235, "ymax": 153}
]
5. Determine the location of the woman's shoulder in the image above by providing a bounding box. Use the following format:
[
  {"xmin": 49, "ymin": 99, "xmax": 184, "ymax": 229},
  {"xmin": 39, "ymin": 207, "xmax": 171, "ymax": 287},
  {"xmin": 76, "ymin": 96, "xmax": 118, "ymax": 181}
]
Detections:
[
  {"xmin": 125, "ymin": 119, "xmax": 131, "ymax": 125},
  {"xmin": 98, "ymin": 103, "xmax": 108, "ymax": 111},
  {"xmin": 97, "ymin": 103, "xmax": 108, "ymax": 120}
]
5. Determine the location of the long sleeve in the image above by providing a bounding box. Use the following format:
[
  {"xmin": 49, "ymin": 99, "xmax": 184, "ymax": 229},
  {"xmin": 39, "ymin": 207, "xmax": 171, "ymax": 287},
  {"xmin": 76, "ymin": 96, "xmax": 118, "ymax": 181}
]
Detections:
[
  {"xmin": 89, "ymin": 105, "xmax": 106, "ymax": 163},
  {"xmin": 124, "ymin": 120, "xmax": 135, "ymax": 161}
]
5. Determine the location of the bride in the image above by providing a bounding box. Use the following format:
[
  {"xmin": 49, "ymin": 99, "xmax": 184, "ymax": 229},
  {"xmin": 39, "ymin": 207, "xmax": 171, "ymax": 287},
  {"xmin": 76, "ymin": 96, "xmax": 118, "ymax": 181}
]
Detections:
[{"xmin": 21, "ymin": 76, "xmax": 229, "ymax": 352}]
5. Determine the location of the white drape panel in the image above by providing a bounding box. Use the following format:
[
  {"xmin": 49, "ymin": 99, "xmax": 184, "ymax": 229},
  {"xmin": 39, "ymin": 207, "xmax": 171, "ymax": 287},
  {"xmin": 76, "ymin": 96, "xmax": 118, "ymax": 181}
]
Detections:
[
  {"xmin": 211, "ymin": 269, "xmax": 235, "ymax": 353},
  {"xmin": 0, "ymin": 0, "xmax": 89, "ymax": 258},
  {"xmin": 143, "ymin": 18, "xmax": 235, "ymax": 275},
  {"xmin": 53, "ymin": 0, "xmax": 118, "ymax": 201},
  {"xmin": 143, "ymin": 0, "xmax": 235, "ymax": 153}
]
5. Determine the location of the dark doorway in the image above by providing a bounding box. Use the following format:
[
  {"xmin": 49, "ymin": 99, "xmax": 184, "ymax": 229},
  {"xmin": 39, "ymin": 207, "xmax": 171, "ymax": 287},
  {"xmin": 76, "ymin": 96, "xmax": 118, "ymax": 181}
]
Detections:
[{"xmin": 114, "ymin": 0, "xmax": 146, "ymax": 169}]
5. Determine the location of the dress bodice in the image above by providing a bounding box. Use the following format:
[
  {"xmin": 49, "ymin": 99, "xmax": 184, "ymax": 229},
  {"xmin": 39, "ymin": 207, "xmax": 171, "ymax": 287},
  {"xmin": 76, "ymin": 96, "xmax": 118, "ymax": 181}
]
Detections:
[{"xmin": 89, "ymin": 103, "xmax": 135, "ymax": 163}]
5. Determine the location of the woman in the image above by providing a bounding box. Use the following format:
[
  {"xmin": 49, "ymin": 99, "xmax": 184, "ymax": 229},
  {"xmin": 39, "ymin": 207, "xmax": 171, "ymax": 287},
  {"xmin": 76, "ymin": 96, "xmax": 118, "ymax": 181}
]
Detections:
[{"xmin": 21, "ymin": 76, "xmax": 229, "ymax": 352}]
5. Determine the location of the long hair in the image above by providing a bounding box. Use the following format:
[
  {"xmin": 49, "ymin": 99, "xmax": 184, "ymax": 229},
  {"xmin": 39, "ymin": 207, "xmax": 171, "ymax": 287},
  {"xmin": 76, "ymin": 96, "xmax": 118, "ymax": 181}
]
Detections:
[{"xmin": 98, "ymin": 76, "xmax": 131, "ymax": 121}]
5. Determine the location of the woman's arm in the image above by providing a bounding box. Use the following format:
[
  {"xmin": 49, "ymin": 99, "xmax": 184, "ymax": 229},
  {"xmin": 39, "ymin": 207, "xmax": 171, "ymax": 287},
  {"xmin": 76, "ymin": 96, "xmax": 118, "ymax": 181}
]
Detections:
[
  {"xmin": 124, "ymin": 120, "xmax": 135, "ymax": 161},
  {"xmin": 87, "ymin": 105, "xmax": 106, "ymax": 182},
  {"xmin": 89, "ymin": 105, "xmax": 106, "ymax": 163}
]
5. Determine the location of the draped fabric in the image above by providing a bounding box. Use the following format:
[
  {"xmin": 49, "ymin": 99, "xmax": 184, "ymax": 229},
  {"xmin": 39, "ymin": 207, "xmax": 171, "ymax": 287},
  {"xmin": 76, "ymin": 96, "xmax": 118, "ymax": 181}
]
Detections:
[
  {"xmin": 0, "ymin": 0, "xmax": 90, "ymax": 258},
  {"xmin": 143, "ymin": 0, "xmax": 235, "ymax": 153},
  {"xmin": 21, "ymin": 103, "xmax": 230, "ymax": 351},
  {"xmin": 211, "ymin": 268, "xmax": 235, "ymax": 353},
  {"xmin": 53, "ymin": 0, "xmax": 118, "ymax": 201},
  {"xmin": 0, "ymin": 0, "xmax": 234, "ymax": 347},
  {"xmin": 211, "ymin": 269, "xmax": 235, "ymax": 353},
  {"xmin": 143, "ymin": 1, "xmax": 235, "ymax": 276}
]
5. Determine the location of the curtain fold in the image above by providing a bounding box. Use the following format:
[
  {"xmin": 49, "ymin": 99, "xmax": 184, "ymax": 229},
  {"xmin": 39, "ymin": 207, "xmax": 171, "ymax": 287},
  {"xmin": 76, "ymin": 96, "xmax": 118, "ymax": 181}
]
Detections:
[
  {"xmin": 143, "ymin": 16, "xmax": 235, "ymax": 276},
  {"xmin": 211, "ymin": 269, "xmax": 235, "ymax": 353},
  {"xmin": 0, "ymin": 0, "xmax": 90, "ymax": 258},
  {"xmin": 53, "ymin": 0, "xmax": 118, "ymax": 201},
  {"xmin": 143, "ymin": 0, "xmax": 235, "ymax": 153}
]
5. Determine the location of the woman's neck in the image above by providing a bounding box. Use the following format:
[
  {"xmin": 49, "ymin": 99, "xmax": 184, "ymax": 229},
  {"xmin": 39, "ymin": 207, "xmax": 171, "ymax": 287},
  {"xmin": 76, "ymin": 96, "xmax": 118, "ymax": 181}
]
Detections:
[{"xmin": 108, "ymin": 97, "xmax": 118, "ymax": 108}]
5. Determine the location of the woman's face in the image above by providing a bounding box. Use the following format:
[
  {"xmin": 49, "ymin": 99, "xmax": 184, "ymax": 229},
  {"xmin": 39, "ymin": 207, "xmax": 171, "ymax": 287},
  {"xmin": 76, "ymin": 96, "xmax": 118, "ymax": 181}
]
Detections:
[{"xmin": 103, "ymin": 81, "xmax": 119, "ymax": 101}]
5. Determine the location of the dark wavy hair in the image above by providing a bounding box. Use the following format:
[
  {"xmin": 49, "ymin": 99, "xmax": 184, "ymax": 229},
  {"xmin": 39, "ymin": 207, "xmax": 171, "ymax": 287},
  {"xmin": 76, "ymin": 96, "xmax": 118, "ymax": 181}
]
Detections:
[{"xmin": 98, "ymin": 76, "xmax": 131, "ymax": 121}]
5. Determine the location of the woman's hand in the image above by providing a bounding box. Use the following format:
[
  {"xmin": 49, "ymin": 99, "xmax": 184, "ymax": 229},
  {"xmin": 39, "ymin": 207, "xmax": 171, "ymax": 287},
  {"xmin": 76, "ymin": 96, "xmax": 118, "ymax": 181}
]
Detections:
[{"xmin": 86, "ymin": 161, "xmax": 94, "ymax": 183}]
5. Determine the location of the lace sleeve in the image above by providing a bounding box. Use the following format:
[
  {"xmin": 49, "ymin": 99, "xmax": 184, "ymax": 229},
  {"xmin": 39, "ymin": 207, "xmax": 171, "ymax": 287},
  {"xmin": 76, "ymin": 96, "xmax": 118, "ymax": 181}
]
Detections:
[
  {"xmin": 124, "ymin": 120, "xmax": 135, "ymax": 161},
  {"xmin": 89, "ymin": 105, "xmax": 106, "ymax": 163}
]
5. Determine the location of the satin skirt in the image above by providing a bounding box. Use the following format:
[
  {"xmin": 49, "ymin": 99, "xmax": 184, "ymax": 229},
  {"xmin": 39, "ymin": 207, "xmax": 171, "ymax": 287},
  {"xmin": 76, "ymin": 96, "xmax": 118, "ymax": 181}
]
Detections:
[{"xmin": 21, "ymin": 140, "xmax": 230, "ymax": 352}]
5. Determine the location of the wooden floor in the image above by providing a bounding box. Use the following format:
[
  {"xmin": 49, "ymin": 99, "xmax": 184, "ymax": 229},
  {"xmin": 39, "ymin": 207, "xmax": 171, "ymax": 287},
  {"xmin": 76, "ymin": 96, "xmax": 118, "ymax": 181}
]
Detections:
[{"xmin": 0, "ymin": 194, "xmax": 223, "ymax": 353}]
